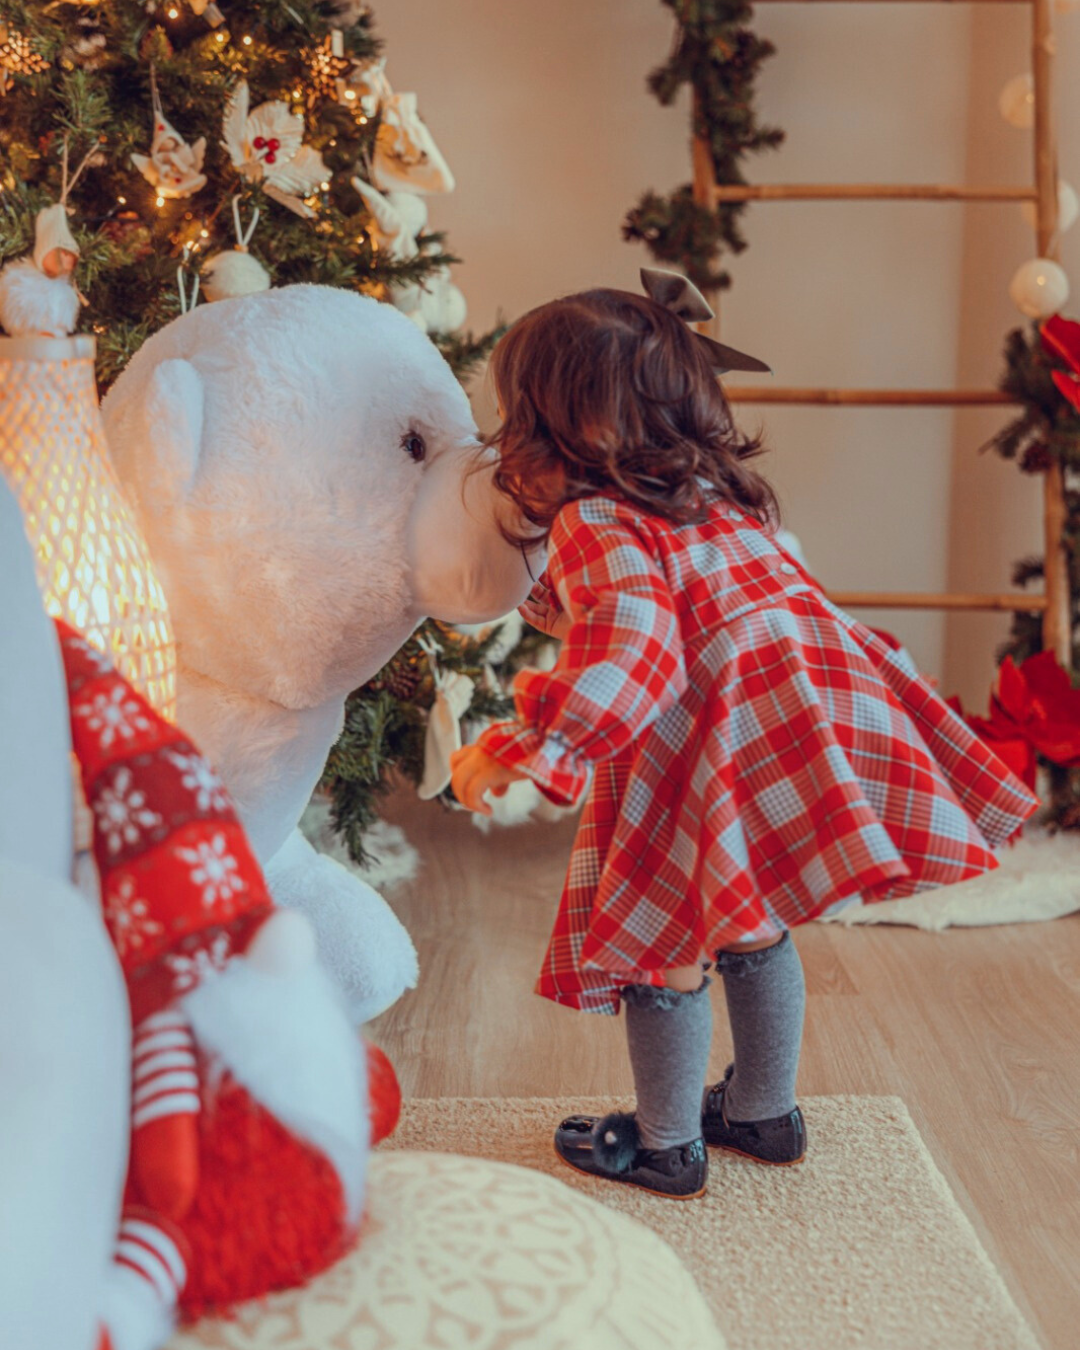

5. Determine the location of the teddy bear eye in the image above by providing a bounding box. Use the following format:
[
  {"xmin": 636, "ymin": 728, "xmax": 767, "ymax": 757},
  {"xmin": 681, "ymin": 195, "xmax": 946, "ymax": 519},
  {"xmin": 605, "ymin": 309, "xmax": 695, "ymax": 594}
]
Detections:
[{"xmin": 401, "ymin": 431, "xmax": 426, "ymax": 463}]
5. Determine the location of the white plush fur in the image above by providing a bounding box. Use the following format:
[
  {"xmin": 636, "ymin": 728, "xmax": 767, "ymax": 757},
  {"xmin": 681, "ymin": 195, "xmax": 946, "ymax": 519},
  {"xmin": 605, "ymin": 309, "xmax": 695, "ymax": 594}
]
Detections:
[
  {"xmin": 822, "ymin": 828, "xmax": 1080, "ymax": 930},
  {"xmin": 102, "ymin": 284, "xmax": 539, "ymax": 1019},
  {"xmin": 264, "ymin": 828, "xmax": 418, "ymax": 1024},
  {"xmin": 0, "ymin": 259, "xmax": 81, "ymax": 337},
  {"xmin": 184, "ymin": 945, "xmax": 369, "ymax": 1222}
]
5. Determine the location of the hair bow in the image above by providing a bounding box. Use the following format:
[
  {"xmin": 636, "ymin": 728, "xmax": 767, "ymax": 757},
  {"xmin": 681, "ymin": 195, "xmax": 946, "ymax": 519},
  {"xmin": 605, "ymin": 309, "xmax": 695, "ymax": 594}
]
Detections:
[{"xmin": 640, "ymin": 267, "xmax": 771, "ymax": 375}]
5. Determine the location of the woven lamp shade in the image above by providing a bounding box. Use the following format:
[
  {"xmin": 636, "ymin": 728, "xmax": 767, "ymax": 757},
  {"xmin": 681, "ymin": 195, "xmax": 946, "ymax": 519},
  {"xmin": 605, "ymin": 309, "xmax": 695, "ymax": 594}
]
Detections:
[{"xmin": 0, "ymin": 336, "xmax": 176, "ymax": 719}]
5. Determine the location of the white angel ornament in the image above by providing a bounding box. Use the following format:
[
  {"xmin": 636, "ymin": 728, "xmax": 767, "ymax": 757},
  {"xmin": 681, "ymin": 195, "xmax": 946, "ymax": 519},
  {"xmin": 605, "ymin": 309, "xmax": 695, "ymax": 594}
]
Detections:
[
  {"xmin": 222, "ymin": 81, "xmax": 329, "ymax": 219},
  {"xmin": 132, "ymin": 76, "xmax": 207, "ymax": 200},
  {"xmin": 342, "ymin": 56, "xmax": 392, "ymax": 117},
  {"xmin": 351, "ymin": 178, "xmax": 419, "ymax": 260},
  {"xmin": 372, "ymin": 93, "xmax": 455, "ymax": 196}
]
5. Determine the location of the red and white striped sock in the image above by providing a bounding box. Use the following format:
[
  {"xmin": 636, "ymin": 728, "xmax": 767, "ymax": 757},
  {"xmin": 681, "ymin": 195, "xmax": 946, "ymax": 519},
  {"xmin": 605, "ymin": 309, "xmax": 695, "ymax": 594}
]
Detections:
[
  {"xmin": 131, "ymin": 1010, "xmax": 201, "ymax": 1220},
  {"xmin": 100, "ymin": 1208, "xmax": 189, "ymax": 1350},
  {"xmin": 132, "ymin": 1010, "xmax": 199, "ymax": 1129}
]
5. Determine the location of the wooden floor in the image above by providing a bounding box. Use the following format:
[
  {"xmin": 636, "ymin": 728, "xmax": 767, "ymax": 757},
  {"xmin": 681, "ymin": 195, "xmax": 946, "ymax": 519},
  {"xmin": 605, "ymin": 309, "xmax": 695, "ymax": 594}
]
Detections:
[{"xmin": 372, "ymin": 794, "xmax": 1080, "ymax": 1350}]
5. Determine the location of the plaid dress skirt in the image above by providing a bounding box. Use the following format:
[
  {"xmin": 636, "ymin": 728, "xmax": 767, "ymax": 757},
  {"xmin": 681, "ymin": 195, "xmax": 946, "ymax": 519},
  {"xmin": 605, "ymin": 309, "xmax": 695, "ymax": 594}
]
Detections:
[{"xmin": 478, "ymin": 495, "xmax": 1039, "ymax": 1014}]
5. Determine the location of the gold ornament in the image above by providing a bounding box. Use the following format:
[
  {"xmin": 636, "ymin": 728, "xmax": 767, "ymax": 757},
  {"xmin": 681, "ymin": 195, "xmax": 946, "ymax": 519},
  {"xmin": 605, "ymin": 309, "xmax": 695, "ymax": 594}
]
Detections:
[
  {"xmin": 0, "ymin": 335, "xmax": 177, "ymax": 716},
  {"xmin": 307, "ymin": 33, "xmax": 352, "ymax": 110},
  {"xmin": 0, "ymin": 25, "xmax": 50, "ymax": 77}
]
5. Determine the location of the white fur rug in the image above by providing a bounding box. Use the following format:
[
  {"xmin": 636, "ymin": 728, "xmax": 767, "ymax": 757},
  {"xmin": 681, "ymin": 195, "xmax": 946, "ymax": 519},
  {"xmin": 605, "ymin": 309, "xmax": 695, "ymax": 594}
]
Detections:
[
  {"xmin": 821, "ymin": 828, "xmax": 1080, "ymax": 930},
  {"xmin": 300, "ymin": 799, "xmax": 420, "ymax": 891}
]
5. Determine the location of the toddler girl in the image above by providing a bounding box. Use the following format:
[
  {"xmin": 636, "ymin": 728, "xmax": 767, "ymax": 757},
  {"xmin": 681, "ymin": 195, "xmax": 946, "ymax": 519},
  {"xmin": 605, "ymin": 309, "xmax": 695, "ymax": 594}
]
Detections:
[{"xmin": 449, "ymin": 270, "xmax": 1038, "ymax": 1199}]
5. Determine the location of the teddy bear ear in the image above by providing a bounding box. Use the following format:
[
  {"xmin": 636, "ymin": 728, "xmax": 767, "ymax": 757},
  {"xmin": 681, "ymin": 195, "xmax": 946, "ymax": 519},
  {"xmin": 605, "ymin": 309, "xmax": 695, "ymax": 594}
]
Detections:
[{"xmin": 141, "ymin": 357, "xmax": 205, "ymax": 503}]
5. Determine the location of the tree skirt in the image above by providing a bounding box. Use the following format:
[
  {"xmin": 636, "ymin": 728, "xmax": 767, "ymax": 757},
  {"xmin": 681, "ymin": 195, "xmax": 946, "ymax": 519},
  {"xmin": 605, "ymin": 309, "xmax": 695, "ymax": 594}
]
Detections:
[
  {"xmin": 820, "ymin": 828, "xmax": 1080, "ymax": 930},
  {"xmin": 300, "ymin": 798, "xmax": 420, "ymax": 891},
  {"xmin": 387, "ymin": 1095, "xmax": 1040, "ymax": 1350}
]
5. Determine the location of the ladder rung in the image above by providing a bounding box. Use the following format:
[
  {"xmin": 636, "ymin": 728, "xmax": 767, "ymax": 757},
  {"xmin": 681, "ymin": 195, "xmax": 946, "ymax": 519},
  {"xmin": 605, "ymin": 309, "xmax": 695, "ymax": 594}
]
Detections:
[
  {"xmin": 713, "ymin": 184, "xmax": 1036, "ymax": 202},
  {"xmin": 725, "ymin": 388, "xmax": 1018, "ymax": 406},
  {"xmin": 829, "ymin": 592, "xmax": 1047, "ymax": 612}
]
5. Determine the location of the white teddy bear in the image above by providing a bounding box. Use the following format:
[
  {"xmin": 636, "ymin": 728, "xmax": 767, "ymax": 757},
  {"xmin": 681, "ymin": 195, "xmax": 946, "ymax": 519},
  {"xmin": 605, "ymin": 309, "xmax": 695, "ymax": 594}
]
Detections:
[{"xmin": 101, "ymin": 285, "xmax": 539, "ymax": 1022}]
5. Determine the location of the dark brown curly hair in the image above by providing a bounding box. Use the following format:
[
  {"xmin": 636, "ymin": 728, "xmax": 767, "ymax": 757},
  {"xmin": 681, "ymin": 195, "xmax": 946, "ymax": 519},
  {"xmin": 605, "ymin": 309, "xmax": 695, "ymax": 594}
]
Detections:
[{"xmin": 484, "ymin": 287, "xmax": 777, "ymax": 545}]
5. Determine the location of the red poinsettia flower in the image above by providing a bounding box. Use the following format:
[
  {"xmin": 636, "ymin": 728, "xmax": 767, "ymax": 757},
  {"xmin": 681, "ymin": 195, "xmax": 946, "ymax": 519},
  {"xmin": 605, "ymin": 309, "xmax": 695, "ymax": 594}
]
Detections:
[
  {"xmin": 956, "ymin": 649, "xmax": 1080, "ymax": 793},
  {"xmin": 1040, "ymin": 313, "xmax": 1080, "ymax": 413}
]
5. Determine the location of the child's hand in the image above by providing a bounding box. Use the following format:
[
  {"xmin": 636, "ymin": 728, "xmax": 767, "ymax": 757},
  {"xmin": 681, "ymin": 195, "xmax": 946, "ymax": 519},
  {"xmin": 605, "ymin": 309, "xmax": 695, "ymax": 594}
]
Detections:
[
  {"xmin": 519, "ymin": 594, "xmax": 572, "ymax": 641},
  {"xmin": 450, "ymin": 744, "xmax": 525, "ymax": 816}
]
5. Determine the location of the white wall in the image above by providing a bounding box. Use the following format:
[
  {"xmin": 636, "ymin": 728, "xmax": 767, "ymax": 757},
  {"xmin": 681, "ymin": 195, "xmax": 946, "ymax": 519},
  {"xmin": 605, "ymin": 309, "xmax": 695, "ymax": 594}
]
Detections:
[{"xmin": 375, "ymin": 1, "xmax": 1077, "ymax": 686}]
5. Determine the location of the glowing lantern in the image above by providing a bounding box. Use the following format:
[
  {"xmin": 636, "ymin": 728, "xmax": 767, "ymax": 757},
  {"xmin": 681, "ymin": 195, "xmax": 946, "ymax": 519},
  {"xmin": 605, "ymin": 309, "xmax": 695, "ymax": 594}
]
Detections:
[{"xmin": 0, "ymin": 335, "xmax": 176, "ymax": 718}]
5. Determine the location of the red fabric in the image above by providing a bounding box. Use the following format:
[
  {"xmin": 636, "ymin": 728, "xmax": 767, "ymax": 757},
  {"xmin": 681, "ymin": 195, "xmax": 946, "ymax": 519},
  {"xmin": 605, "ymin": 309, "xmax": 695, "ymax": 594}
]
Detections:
[
  {"xmin": 1041, "ymin": 314, "xmax": 1080, "ymax": 411},
  {"xmin": 479, "ymin": 496, "xmax": 1039, "ymax": 1014},
  {"xmin": 365, "ymin": 1041, "xmax": 402, "ymax": 1144},
  {"xmin": 956, "ymin": 650, "xmax": 1080, "ymax": 791},
  {"xmin": 57, "ymin": 621, "xmax": 272, "ymax": 1021},
  {"xmin": 168, "ymin": 1073, "xmax": 351, "ymax": 1320}
]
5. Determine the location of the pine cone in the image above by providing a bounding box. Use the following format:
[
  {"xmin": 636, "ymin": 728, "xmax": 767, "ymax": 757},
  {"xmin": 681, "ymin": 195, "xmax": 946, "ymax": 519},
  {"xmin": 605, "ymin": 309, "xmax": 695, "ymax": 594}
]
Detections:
[
  {"xmin": 1020, "ymin": 443, "xmax": 1054, "ymax": 474},
  {"xmin": 370, "ymin": 659, "xmax": 422, "ymax": 700}
]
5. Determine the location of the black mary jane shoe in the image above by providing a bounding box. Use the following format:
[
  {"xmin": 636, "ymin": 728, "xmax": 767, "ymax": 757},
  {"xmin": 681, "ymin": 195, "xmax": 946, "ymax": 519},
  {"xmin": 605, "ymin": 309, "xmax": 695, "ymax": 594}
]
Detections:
[
  {"xmin": 553, "ymin": 1111, "xmax": 708, "ymax": 1199},
  {"xmin": 701, "ymin": 1065, "xmax": 807, "ymax": 1165}
]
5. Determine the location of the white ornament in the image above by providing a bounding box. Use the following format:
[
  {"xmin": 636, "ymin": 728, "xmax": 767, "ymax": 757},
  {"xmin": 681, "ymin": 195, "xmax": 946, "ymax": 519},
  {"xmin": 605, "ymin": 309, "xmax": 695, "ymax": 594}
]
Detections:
[
  {"xmin": 998, "ymin": 73, "xmax": 1035, "ymax": 130},
  {"xmin": 372, "ymin": 92, "xmax": 455, "ymax": 196},
  {"xmin": 1021, "ymin": 179, "xmax": 1079, "ymax": 234},
  {"xmin": 201, "ymin": 198, "xmax": 271, "ymax": 303},
  {"xmin": 132, "ymin": 73, "xmax": 207, "ymax": 200},
  {"xmin": 416, "ymin": 638, "xmax": 476, "ymax": 800},
  {"xmin": 0, "ymin": 193, "xmax": 87, "ymax": 338},
  {"xmin": 341, "ymin": 55, "xmax": 391, "ymax": 117},
  {"xmin": 1009, "ymin": 257, "xmax": 1070, "ymax": 318},
  {"xmin": 352, "ymin": 178, "xmax": 419, "ymax": 260},
  {"xmin": 419, "ymin": 266, "xmax": 468, "ymax": 334},
  {"xmin": 386, "ymin": 191, "xmax": 429, "ymax": 238},
  {"xmin": 222, "ymin": 81, "xmax": 328, "ymax": 218}
]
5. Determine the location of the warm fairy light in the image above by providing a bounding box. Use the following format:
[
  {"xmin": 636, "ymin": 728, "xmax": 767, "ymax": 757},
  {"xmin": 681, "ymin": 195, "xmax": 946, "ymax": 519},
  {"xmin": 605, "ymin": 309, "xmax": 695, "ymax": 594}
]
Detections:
[
  {"xmin": 320, "ymin": 180, "xmax": 330, "ymax": 191},
  {"xmin": 344, "ymin": 89, "xmax": 356, "ymax": 101},
  {"xmin": 200, "ymin": 227, "xmax": 209, "ymax": 238},
  {"xmin": 216, "ymin": 31, "xmax": 227, "ymax": 42},
  {"xmin": 293, "ymin": 88, "xmax": 303, "ymax": 100},
  {"xmin": 156, "ymin": 194, "xmax": 165, "ymax": 208},
  {"xmin": 117, "ymin": 195, "xmax": 126, "ymax": 205},
  {"xmin": 167, "ymin": 5, "xmax": 179, "ymax": 16},
  {"xmin": 242, "ymin": 34, "xmax": 253, "ymax": 46},
  {"xmin": 0, "ymin": 341, "xmax": 177, "ymax": 718}
]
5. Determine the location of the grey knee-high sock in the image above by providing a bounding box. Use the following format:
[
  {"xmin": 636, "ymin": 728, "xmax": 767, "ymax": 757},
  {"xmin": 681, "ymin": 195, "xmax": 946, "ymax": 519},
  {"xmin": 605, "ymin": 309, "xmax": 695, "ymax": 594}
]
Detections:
[
  {"xmin": 715, "ymin": 933, "xmax": 805, "ymax": 1121},
  {"xmin": 622, "ymin": 980, "xmax": 713, "ymax": 1151}
]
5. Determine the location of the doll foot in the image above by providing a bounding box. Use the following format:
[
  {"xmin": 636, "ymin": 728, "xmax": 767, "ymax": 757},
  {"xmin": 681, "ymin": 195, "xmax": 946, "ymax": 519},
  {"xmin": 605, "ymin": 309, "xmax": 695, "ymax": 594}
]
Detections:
[
  {"xmin": 701, "ymin": 1065, "xmax": 807, "ymax": 1165},
  {"xmin": 553, "ymin": 1111, "xmax": 707, "ymax": 1199}
]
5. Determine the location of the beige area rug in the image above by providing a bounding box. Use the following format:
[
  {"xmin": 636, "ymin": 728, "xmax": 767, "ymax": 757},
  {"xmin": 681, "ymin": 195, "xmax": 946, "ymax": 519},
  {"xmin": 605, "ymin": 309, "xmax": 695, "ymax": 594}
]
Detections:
[
  {"xmin": 386, "ymin": 1095, "xmax": 1040, "ymax": 1350},
  {"xmin": 821, "ymin": 828, "xmax": 1080, "ymax": 930}
]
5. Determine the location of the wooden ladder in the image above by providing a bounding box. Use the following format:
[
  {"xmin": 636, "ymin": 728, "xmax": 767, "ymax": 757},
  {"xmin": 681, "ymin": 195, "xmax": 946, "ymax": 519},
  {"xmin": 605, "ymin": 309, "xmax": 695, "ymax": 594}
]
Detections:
[{"xmin": 695, "ymin": 0, "xmax": 1068, "ymax": 663}]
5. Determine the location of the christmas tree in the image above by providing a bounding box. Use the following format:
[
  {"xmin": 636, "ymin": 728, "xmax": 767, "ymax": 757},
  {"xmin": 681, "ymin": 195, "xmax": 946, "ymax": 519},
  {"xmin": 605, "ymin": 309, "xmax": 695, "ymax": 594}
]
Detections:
[
  {"xmin": 624, "ymin": 0, "xmax": 784, "ymax": 295},
  {"xmin": 0, "ymin": 0, "xmax": 496, "ymax": 385},
  {"xmin": 0, "ymin": 0, "xmax": 545, "ymax": 862}
]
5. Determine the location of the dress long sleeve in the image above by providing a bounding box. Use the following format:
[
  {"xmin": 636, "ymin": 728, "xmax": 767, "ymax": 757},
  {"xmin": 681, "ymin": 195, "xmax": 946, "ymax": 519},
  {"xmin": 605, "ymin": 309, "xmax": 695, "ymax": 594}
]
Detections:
[{"xmin": 478, "ymin": 498, "xmax": 687, "ymax": 807}]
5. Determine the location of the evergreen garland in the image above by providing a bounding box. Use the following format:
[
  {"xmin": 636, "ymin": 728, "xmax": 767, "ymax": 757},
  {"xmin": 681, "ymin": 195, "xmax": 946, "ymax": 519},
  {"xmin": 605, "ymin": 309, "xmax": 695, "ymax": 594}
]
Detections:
[
  {"xmin": 623, "ymin": 0, "xmax": 783, "ymax": 292},
  {"xmin": 0, "ymin": 0, "xmax": 497, "ymax": 386}
]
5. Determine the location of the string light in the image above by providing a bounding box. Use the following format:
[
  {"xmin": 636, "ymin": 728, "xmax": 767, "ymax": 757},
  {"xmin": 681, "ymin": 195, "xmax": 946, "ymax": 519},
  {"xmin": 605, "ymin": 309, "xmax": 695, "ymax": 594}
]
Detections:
[
  {"xmin": 344, "ymin": 89, "xmax": 356, "ymax": 101},
  {"xmin": 242, "ymin": 34, "xmax": 253, "ymax": 46},
  {"xmin": 216, "ymin": 31, "xmax": 227, "ymax": 43},
  {"xmin": 117, "ymin": 195, "xmax": 127, "ymax": 205},
  {"xmin": 167, "ymin": 5, "xmax": 179, "ymax": 17},
  {"xmin": 156, "ymin": 195, "xmax": 165, "ymax": 208}
]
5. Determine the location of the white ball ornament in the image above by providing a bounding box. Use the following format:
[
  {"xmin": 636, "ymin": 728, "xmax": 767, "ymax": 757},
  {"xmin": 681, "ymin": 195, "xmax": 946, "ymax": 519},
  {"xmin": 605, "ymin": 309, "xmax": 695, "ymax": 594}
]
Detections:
[
  {"xmin": 999, "ymin": 73, "xmax": 1035, "ymax": 130},
  {"xmin": 1021, "ymin": 180, "xmax": 1079, "ymax": 234},
  {"xmin": 1008, "ymin": 257, "xmax": 1070, "ymax": 319},
  {"xmin": 201, "ymin": 247, "xmax": 271, "ymax": 303}
]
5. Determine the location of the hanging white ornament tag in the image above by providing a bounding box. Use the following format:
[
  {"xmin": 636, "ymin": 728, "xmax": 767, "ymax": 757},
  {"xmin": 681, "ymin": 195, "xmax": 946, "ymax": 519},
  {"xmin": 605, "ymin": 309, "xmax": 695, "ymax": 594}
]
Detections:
[{"xmin": 418, "ymin": 662, "xmax": 475, "ymax": 800}]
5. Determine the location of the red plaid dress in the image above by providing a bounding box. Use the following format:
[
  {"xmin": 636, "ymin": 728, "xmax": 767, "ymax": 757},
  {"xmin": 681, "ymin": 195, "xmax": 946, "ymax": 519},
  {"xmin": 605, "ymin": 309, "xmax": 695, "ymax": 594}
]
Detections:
[{"xmin": 477, "ymin": 495, "xmax": 1039, "ymax": 1014}]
